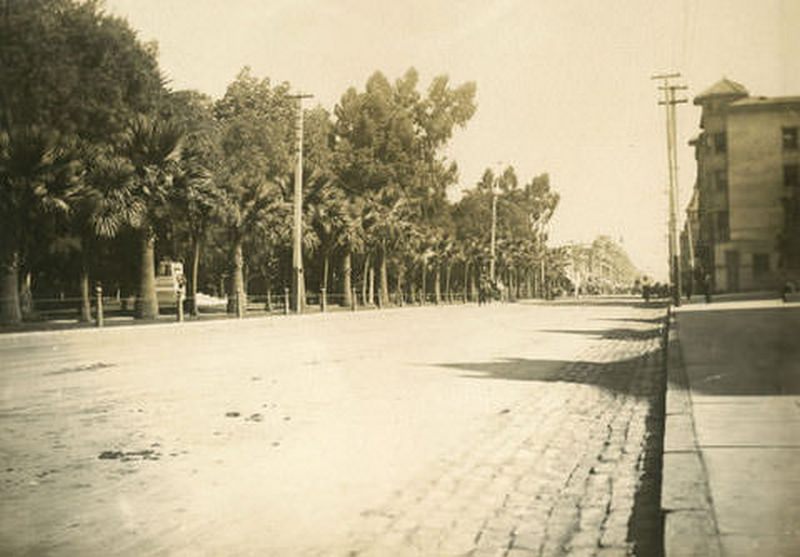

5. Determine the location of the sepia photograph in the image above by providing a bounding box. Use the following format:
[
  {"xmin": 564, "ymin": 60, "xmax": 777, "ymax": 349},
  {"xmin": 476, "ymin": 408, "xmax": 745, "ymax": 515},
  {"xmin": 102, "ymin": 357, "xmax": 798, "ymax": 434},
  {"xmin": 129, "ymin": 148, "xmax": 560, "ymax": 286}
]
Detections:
[{"xmin": 1, "ymin": 0, "xmax": 798, "ymax": 555}]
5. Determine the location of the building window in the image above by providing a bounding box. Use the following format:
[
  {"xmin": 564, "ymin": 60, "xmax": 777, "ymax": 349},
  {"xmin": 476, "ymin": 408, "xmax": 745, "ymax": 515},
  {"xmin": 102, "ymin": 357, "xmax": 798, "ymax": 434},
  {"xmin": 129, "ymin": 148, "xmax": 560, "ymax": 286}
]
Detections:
[
  {"xmin": 716, "ymin": 211, "xmax": 730, "ymax": 241},
  {"xmin": 784, "ymin": 197, "xmax": 800, "ymax": 244},
  {"xmin": 786, "ymin": 164, "xmax": 799, "ymax": 188},
  {"xmin": 783, "ymin": 127, "xmax": 799, "ymax": 150},
  {"xmin": 753, "ymin": 253, "xmax": 770, "ymax": 277},
  {"xmin": 713, "ymin": 132, "xmax": 727, "ymax": 154},
  {"xmin": 714, "ymin": 169, "xmax": 728, "ymax": 192}
]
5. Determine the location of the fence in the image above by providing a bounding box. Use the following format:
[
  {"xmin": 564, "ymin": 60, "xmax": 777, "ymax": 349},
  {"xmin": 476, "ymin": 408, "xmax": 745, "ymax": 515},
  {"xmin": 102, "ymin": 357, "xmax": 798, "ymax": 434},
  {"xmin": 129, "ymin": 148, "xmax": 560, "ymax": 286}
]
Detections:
[{"xmin": 2, "ymin": 286, "xmax": 489, "ymax": 330}]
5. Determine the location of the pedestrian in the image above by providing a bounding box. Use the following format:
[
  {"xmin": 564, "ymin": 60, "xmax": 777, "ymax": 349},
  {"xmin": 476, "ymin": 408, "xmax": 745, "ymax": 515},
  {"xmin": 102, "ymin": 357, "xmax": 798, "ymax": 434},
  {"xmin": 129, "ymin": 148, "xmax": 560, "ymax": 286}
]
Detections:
[
  {"xmin": 783, "ymin": 280, "xmax": 796, "ymax": 303},
  {"xmin": 703, "ymin": 273, "xmax": 712, "ymax": 304},
  {"xmin": 685, "ymin": 271, "xmax": 693, "ymax": 302}
]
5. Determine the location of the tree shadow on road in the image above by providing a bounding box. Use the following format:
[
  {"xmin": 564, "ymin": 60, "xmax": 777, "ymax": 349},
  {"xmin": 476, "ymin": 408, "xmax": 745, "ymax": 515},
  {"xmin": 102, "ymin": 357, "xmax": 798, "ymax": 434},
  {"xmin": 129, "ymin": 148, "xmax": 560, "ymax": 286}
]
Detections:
[
  {"xmin": 541, "ymin": 328, "xmax": 663, "ymax": 341},
  {"xmin": 436, "ymin": 352, "xmax": 661, "ymax": 400},
  {"xmin": 435, "ymin": 336, "xmax": 668, "ymax": 555},
  {"xmin": 595, "ymin": 316, "xmax": 666, "ymax": 325},
  {"xmin": 537, "ymin": 298, "xmax": 669, "ymax": 310}
]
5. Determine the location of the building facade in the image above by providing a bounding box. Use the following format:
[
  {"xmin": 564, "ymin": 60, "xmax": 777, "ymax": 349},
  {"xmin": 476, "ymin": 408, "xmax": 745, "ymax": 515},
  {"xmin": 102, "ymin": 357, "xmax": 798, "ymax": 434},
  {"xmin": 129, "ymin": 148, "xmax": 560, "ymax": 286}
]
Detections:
[{"xmin": 686, "ymin": 78, "xmax": 800, "ymax": 293}]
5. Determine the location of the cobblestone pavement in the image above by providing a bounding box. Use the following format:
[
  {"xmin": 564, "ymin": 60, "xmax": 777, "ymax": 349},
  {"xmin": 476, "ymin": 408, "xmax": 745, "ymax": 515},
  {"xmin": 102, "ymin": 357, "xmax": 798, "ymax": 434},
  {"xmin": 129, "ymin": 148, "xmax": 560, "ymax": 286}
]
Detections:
[
  {"xmin": 0, "ymin": 300, "xmax": 666, "ymax": 556},
  {"xmin": 327, "ymin": 315, "xmax": 665, "ymax": 557}
]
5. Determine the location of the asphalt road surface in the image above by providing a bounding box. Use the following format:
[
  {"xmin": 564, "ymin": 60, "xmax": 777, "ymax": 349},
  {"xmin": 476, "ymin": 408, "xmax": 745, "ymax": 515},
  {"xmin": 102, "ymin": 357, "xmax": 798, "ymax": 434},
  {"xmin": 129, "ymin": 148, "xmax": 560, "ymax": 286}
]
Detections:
[{"xmin": 0, "ymin": 299, "xmax": 666, "ymax": 556}]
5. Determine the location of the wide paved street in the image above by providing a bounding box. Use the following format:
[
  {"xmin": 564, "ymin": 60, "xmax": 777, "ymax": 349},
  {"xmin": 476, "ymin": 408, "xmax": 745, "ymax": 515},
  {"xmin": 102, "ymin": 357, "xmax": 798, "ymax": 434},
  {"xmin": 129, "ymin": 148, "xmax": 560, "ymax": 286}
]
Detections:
[{"xmin": 1, "ymin": 300, "xmax": 665, "ymax": 556}]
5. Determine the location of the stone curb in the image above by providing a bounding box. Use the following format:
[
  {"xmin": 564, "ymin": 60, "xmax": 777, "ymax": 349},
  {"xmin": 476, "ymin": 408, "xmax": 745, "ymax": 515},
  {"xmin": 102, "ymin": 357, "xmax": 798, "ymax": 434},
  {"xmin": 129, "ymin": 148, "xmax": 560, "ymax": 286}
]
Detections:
[{"xmin": 661, "ymin": 312, "xmax": 723, "ymax": 557}]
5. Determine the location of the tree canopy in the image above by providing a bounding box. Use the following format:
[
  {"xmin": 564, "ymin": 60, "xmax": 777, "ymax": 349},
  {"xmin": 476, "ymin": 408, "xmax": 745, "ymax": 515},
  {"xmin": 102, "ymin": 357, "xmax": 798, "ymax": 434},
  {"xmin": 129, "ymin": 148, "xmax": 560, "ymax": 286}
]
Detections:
[{"xmin": 0, "ymin": 0, "xmax": 647, "ymax": 325}]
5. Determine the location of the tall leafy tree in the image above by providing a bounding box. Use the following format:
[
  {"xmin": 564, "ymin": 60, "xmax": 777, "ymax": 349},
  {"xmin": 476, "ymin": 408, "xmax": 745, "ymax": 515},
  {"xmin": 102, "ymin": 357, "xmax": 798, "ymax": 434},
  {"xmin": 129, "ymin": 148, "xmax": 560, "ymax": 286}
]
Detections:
[
  {"xmin": 214, "ymin": 68, "xmax": 295, "ymax": 316},
  {"xmin": 161, "ymin": 90, "xmax": 222, "ymax": 315},
  {"xmin": 0, "ymin": 0, "xmax": 164, "ymax": 323},
  {"xmin": 333, "ymin": 68, "xmax": 476, "ymax": 305},
  {"xmin": 0, "ymin": 0, "xmax": 163, "ymax": 137},
  {"xmin": 300, "ymin": 106, "xmax": 342, "ymax": 297}
]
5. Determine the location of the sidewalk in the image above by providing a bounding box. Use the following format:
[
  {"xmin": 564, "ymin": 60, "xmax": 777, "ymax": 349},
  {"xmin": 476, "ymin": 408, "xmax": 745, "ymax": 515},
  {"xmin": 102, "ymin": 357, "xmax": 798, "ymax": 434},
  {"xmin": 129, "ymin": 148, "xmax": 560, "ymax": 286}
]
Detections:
[{"xmin": 662, "ymin": 299, "xmax": 800, "ymax": 556}]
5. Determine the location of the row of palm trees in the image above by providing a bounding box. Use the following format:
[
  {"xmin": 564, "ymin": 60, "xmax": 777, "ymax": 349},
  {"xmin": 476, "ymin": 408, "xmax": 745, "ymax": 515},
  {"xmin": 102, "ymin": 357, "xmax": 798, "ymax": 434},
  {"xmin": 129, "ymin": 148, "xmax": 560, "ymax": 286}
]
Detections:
[{"xmin": 0, "ymin": 101, "xmax": 565, "ymax": 324}]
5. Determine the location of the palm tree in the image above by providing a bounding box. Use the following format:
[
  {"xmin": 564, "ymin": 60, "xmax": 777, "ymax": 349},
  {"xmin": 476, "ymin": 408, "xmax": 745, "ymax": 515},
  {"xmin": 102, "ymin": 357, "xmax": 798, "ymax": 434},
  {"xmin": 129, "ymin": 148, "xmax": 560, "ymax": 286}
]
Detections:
[
  {"xmin": 309, "ymin": 186, "xmax": 346, "ymax": 296},
  {"xmin": 71, "ymin": 147, "xmax": 137, "ymax": 321},
  {"xmin": 120, "ymin": 114, "xmax": 183, "ymax": 320},
  {"xmin": 337, "ymin": 199, "xmax": 365, "ymax": 307},
  {"xmin": 170, "ymin": 147, "xmax": 220, "ymax": 316},
  {"xmin": 362, "ymin": 191, "xmax": 414, "ymax": 307},
  {"xmin": 218, "ymin": 169, "xmax": 287, "ymax": 317},
  {"xmin": 0, "ymin": 126, "xmax": 81, "ymax": 324}
]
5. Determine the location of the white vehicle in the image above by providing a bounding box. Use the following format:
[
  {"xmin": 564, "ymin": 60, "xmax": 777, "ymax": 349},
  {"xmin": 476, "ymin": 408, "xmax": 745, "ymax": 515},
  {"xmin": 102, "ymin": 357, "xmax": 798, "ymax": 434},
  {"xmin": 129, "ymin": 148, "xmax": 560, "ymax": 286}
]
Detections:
[{"xmin": 155, "ymin": 260, "xmax": 186, "ymax": 307}]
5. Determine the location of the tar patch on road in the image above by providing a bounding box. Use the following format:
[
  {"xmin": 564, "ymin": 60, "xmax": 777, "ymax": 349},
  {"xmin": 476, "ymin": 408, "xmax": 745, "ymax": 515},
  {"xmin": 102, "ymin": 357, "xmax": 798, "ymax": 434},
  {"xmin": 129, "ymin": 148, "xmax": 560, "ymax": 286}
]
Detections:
[
  {"xmin": 46, "ymin": 362, "xmax": 115, "ymax": 376},
  {"xmin": 98, "ymin": 449, "xmax": 161, "ymax": 462}
]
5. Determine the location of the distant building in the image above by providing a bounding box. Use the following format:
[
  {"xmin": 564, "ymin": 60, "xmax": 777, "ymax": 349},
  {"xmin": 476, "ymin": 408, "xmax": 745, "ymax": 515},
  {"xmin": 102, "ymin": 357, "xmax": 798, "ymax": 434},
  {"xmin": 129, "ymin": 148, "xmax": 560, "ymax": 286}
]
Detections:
[{"xmin": 685, "ymin": 78, "xmax": 800, "ymax": 293}]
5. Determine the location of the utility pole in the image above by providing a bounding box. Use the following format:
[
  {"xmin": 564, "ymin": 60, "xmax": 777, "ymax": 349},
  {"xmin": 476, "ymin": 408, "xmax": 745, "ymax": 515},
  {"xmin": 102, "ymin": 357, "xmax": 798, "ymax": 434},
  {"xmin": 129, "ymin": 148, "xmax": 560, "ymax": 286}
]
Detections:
[
  {"xmin": 290, "ymin": 93, "xmax": 313, "ymax": 313},
  {"xmin": 652, "ymin": 73, "xmax": 687, "ymax": 306}
]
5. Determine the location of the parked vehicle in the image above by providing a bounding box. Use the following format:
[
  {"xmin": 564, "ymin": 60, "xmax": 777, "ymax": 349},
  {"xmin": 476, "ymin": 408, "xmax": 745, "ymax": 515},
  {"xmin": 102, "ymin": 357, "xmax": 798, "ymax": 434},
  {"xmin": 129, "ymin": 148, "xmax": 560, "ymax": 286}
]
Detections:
[{"xmin": 155, "ymin": 260, "xmax": 186, "ymax": 307}]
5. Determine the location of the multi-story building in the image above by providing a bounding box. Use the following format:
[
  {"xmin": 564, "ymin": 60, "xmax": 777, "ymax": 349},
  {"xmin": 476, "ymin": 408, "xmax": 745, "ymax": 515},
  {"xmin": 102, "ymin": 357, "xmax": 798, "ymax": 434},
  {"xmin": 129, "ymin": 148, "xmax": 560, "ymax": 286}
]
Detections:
[{"xmin": 686, "ymin": 78, "xmax": 800, "ymax": 293}]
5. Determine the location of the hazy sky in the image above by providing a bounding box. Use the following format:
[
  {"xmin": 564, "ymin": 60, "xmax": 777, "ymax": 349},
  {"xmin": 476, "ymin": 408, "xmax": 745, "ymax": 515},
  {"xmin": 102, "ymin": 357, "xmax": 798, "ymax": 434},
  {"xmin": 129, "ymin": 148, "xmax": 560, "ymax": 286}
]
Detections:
[{"xmin": 106, "ymin": 0, "xmax": 799, "ymax": 279}]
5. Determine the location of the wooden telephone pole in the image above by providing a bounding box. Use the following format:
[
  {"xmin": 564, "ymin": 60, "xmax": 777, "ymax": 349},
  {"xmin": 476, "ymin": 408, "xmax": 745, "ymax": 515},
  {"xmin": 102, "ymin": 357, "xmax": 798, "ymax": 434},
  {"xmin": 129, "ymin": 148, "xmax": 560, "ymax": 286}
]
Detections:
[
  {"xmin": 290, "ymin": 93, "xmax": 313, "ymax": 313},
  {"xmin": 652, "ymin": 73, "xmax": 687, "ymax": 306}
]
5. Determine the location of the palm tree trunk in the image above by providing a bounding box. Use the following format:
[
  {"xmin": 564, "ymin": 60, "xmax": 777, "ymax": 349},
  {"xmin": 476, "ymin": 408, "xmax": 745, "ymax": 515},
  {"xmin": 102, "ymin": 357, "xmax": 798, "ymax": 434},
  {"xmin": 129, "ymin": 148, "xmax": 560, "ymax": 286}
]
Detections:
[
  {"xmin": 322, "ymin": 251, "xmax": 329, "ymax": 292},
  {"xmin": 368, "ymin": 264, "xmax": 375, "ymax": 306},
  {"xmin": 445, "ymin": 263, "xmax": 452, "ymax": 303},
  {"xmin": 395, "ymin": 265, "xmax": 404, "ymax": 306},
  {"xmin": 264, "ymin": 270, "xmax": 273, "ymax": 311},
  {"xmin": 463, "ymin": 260, "xmax": 470, "ymax": 301},
  {"xmin": 361, "ymin": 254, "xmax": 370, "ymax": 306},
  {"xmin": 470, "ymin": 266, "xmax": 478, "ymax": 301},
  {"xmin": 0, "ymin": 252, "xmax": 22, "ymax": 324},
  {"xmin": 190, "ymin": 236, "xmax": 201, "ymax": 316},
  {"xmin": 136, "ymin": 231, "xmax": 159, "ymax": 319},
  {"xmin": 420, "ymin": 264, "xmax": 426, "ymax": 305},
  {"xmin": 342, "ymin": 250, "xmax": 352, "ymax": 307},
  {"xmin": 434, "ymin": 264, "xmax": 441, "ymax": 304},
  {"xmin": 229, "ymin": 239, "xmax": 246, "ymax": 317},
  {"xmin": 511, "ymin": 269, "xmax": 517, "ymax": 301},
  {"xmin": 407, "ymin": 267, "xmax": 415, "ymax": 304},
  {"xmin": 379, "ymin": 241, "xmax": 389, "ymax": 307},
  {"xmin": 79, "ymin": 264, "xmax": 91, "ymax": 323},
  {"xmin": 527, "ymin": 270, "xmax": 533, "ymax": 298},
  {"xmin": 19, "ymin": 271, "xmax": 33, "ymax": 318}
]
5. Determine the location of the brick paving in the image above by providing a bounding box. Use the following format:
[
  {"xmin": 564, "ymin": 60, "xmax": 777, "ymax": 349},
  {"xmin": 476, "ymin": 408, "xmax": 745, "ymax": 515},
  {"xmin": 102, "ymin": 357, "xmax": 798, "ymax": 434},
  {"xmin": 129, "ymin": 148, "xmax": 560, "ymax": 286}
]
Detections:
[{"xmin": 325, "ymin": 322, "xmax": 665, "ymax": 557}]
